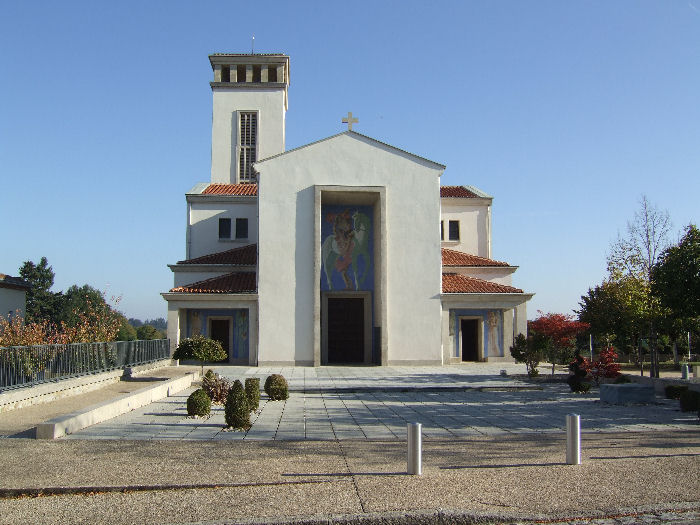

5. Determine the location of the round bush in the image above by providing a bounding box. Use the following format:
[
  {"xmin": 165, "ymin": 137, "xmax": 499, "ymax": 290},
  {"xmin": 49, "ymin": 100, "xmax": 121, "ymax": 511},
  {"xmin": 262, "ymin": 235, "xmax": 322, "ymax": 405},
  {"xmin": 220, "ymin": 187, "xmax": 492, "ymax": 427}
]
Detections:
[
  {"xmin": 187, "ymin": 388, "xmax": 211, "ymax": 417},
  {"xmin": 173, "ymin": 335, "xmax": 227, "ymax": 363},
  {"xmin": 225, "ymin": 380, "xmax": 250, "ymax": 430},
  {"xmin": 245, "ymin": 377, "xmax": 261, "ymax": 411},
  {"xmin": 264, "ymin": 374, "xmax": 289, "ymax": 401}
]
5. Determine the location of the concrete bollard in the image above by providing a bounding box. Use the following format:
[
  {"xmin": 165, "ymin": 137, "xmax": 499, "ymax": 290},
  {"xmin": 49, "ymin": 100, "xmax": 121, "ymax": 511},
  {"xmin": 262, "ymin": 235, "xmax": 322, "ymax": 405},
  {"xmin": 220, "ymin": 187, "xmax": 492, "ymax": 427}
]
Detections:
[
  {"xmin": 407, "ymin": 423, "xmax": 422, "ymax": 475},
  {"xmin": 566, "ymin": 414, "xmax": 581, "ymax": 465},
  {"xmin": 681, "ymin": 364, "xmax": 689, "ymax": 380}
]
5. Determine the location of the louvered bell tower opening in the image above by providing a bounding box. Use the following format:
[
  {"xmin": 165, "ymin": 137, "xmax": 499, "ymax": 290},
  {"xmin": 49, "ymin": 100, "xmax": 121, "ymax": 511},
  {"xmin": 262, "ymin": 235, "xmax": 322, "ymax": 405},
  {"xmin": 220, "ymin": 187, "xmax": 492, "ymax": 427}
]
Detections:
[{"xmin": 239, "ymin": 112, "xmax": 257, "ymax": 183}]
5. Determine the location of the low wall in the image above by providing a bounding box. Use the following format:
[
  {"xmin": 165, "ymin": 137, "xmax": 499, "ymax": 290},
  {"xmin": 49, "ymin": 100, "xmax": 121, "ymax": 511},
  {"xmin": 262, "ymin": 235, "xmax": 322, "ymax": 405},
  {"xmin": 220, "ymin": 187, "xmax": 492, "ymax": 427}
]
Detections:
[
  {"xmin": 621, "ymin": 373, "xmax": 700, "ymax": 394},
  {"xmin": 0, "ymin": 359, "xmax": 175, "ymax": 413}
]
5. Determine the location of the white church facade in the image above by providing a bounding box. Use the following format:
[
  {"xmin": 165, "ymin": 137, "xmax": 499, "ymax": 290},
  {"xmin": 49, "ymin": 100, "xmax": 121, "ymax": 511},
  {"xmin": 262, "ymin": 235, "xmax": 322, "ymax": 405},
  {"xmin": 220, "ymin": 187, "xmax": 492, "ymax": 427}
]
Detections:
[{"xmin": 162, "ymin": 53, "xmax": 533, "ymax": 366}]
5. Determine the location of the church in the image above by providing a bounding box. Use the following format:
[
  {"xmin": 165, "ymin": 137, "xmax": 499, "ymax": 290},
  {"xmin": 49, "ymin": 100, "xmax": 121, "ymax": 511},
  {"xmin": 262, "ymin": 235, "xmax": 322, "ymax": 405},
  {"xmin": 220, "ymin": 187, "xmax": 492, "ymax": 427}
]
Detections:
[{"xmin": 162, "ymin": 53, "xmax": 533, "ymax": 366}]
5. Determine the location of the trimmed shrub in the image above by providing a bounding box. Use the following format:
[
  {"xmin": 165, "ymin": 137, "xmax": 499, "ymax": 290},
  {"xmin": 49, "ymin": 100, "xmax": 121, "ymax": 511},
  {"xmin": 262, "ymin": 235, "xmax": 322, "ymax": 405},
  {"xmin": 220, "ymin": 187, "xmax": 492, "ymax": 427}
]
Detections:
[
  {"xmin": 665, "ymin": 384, "xmax": 689, "ymax": 400},
  {"xmin": 225, "ymin": 380, "xmax": 250, "ymax": 430},
  {"xmin": 245, "ymin": 377, "xmax": 261, "ymax": 411},
  {"xmin": 264, "ymin": 374, "xmax": 289, "ymax": 400},
  {"xmin": 567, "ymin": 353, "xmax": 590, "ymax": 393},
  {"xmin": 173, "ymin": 335, "xmax": 227, "ymax": 372},
  {"xmin": 202, "ymin": 372, "xmax": 231, "ymax": 405},
  {"xmin": 679, "ymin": 389, "xmax": 700, "ymax": 412},
  {"xmin": 187, "ymin": 388, "xmax": 211, "ymax": 417}
]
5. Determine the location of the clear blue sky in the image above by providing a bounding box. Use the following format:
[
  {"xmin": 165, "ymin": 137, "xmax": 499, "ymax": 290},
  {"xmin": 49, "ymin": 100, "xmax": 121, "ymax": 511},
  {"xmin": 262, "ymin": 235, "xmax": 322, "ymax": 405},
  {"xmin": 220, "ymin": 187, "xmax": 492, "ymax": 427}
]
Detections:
[{"xmin": 1, "ymin": 1, "xmax": 698, "ymax": 321}]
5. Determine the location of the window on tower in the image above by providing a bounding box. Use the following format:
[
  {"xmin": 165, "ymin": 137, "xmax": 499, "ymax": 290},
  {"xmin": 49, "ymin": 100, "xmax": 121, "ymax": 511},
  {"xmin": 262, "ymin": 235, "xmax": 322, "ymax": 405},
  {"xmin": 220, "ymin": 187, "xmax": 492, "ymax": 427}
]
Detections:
[
  {"xmin": 238, "ymin": 112, "xmax": 258, "ymax": 183},
  {"xmin": 448, "ymin": 220, "xmax": 460, "ymax": 241}
]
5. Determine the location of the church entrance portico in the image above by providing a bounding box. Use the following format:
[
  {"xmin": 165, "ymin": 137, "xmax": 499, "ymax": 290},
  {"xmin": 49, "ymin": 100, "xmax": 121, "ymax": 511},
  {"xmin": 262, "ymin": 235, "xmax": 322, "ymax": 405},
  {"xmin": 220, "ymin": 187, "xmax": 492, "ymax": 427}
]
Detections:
[{"xmin": 315, "ymin": 187, "xmax": 385, "ymax": 366}]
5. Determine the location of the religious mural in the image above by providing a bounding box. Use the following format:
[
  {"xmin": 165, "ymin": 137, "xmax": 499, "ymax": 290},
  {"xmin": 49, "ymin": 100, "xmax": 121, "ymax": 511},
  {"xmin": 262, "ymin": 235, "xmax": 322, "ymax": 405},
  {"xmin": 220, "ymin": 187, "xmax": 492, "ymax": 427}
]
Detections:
[
  {"xmin": 186, "ymin": 308, "xmax": 249, "ymax": 360},
  {"xmin": 321, "ymin": 205, "xmax": 373, "ymax": 291}
]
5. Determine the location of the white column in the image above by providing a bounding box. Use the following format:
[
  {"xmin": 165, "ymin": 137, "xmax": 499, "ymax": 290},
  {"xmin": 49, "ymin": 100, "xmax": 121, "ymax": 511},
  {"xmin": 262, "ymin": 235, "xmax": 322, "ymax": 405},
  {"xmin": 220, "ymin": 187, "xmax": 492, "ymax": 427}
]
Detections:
[
  {"xmin": 245, "ymin": 65, "xmax": 253, "ymax": 82},
  {"xmin": 213, "ymin": 64, "xmax": 222, "ymax": 82},
  {"xmin": 261, "ymin": 65, "xmax": 269, "ymax": 82},
  {"xmin": 230, "ymin": 64, "xmax": 238, "ymax": 82}
]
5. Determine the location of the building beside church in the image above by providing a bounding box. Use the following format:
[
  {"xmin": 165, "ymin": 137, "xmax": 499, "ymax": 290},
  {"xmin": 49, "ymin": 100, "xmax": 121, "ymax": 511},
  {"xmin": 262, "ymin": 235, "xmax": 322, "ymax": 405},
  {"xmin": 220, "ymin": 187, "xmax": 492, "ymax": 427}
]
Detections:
[{"xmin": 162, "ymin": 53, "xmax": 533, "ymax": 366}]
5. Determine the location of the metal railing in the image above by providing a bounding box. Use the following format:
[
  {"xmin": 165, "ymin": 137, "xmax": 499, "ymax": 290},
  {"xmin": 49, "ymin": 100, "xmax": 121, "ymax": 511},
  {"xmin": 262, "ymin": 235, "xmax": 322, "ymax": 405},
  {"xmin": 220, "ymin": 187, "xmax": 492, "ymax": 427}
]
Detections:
[{"xmin": 0, "ymin": 339, "xmax": 170, "ymax": 390}]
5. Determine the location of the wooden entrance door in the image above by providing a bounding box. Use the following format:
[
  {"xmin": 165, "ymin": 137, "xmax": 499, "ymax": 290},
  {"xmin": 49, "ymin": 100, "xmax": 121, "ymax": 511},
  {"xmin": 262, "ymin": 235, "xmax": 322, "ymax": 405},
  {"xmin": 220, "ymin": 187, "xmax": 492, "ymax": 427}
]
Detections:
[
  {"xmin": 461, "ymin": 319, "xmax": 479, "ymax": 361},
  {"xmin": 327, "ymin": 297, "xmax": 364, "ymax": 364}
]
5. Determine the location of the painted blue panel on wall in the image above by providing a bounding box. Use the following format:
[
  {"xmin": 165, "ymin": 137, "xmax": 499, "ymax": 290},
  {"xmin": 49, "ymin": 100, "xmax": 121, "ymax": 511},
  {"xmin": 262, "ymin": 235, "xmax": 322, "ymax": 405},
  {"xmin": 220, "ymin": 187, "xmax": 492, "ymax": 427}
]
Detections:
[
  {"xmin": 186, "ymin": 308, "xmax": 249, "ymax": 360},
  {"xmin": 320, "ymin": 205, "xmax": 373, "ymax": 291},
  {"xmin": 450, "ymin": 309, "xmax": 503, "ymax": 358}
]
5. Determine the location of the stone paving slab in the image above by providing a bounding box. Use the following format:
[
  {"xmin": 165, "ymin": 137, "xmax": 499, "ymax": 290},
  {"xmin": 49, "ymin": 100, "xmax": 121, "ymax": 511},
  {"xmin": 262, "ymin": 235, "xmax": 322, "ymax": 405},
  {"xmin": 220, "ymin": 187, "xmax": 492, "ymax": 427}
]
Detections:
[{"xmin": 64, "ymin": 378, "xmax": 698, "ymax": 441}]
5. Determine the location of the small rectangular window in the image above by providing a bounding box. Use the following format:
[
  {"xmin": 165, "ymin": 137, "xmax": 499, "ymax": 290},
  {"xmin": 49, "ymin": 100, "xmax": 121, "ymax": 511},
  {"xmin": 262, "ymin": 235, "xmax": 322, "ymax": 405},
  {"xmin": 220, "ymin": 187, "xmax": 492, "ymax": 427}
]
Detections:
[
  {"xmin": 221, "ymin": 65, "xmax": 230, "ymax": 83},
  {"xmin": 219, "ymin": 218, "xmax": 231, "ymax": 239},
  {"xmin": 449, "ymin": 220, "xmax": 460, "ymax": 241},
  {"xmin": 235, "ymin": 218, "xmax": 249, "ymax": 239},
  {"xmin": 440, "ymin": 220, "xmax": 444, "ymax": 240},
  {"xmin": 252, "ymin": 65, "xmax": 261, "ymax": 82}
]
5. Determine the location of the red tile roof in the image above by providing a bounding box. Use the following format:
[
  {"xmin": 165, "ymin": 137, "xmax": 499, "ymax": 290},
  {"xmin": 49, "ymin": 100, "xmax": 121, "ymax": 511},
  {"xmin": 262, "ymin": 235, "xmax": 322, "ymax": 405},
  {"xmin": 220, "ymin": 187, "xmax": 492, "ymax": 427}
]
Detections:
[
  {"xmin": 170, "ymin": 272, "xmax": 256, "ymax": 294},
  {"xmin": 442, "ymin": 273, "xmax": 523, "ymax": 294},
  {"xmin": 441, "ymin": 248, "xmax": 510, "ymax": 267},
  {"xmin": 203, "ymin": 184, "xmax": 258, "ymax": 196},
  {"xmin": 177, "ymin": 244, "xmax": 257, "ymax": 265},
  {"xmin": 440, "ymin": 186, "xmax": 479, "ymax": 198}
]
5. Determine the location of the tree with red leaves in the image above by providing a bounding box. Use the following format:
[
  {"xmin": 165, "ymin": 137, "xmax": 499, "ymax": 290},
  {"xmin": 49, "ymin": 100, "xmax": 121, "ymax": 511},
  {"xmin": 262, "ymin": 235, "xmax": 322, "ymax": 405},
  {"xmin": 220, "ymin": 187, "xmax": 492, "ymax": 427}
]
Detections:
[
  {"xmin": 529, "ymin": 311, "xmax": 590, "ymax": 376},
  {"xmin": 588, "ymin": 346, "xmax": 622, "ymax": 385}
]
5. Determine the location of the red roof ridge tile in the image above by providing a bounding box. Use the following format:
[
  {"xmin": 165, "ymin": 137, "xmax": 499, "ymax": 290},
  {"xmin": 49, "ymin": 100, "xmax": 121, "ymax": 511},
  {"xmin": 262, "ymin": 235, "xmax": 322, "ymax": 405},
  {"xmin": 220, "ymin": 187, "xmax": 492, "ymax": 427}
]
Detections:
[
  {"xmin": 170, "ymin": 272, "xmax": 257, "ymax": 294},
  {"xmin": 440, "ymin": 186, "xmax": 478, "ymax": 198},
  {"xmin": 177, "ymin": 244, "xmax": 257, "ymax": 265},
  {"xmin": 203, "ymin": 183, "xmax": 258, "ymax": 196},
  {"xmin": 441, "ymin": 248, "xmax": 510, "ymax": 267},
  {"xmin": 442, "ymin": 273, "xmax": 523, "ymax": 294}
]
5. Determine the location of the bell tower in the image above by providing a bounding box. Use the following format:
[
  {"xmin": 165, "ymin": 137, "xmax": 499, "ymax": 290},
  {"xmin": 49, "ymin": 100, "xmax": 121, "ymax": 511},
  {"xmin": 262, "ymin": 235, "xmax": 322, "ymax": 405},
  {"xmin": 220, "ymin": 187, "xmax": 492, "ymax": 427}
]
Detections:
[{"xmin": 209, "ymin": 54, "xmax": 290, "ymax": 184}]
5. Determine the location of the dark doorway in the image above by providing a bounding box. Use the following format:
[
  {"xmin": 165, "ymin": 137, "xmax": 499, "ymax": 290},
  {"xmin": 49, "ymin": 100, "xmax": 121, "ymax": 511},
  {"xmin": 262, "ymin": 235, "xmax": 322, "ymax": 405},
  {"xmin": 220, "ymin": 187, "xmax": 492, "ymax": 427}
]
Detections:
[
  {"xmin": 461, "ymin": 319, "xmax": 479, "ymax": 361},
  {"xmin": 327, "ymin": 297, "xmax": 364, "ymax": 363},
  {"xmin": 210, "ymin": 319, "xmax": 230, "ymax": 356}
]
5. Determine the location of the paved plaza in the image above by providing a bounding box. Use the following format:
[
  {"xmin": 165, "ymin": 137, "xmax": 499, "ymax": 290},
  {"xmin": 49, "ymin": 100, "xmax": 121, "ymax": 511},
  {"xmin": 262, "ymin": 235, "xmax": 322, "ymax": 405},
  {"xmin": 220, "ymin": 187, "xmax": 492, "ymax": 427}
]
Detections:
[{"xmin": 64, "ymin": 364, "xmax": 698, "ymax": 441}]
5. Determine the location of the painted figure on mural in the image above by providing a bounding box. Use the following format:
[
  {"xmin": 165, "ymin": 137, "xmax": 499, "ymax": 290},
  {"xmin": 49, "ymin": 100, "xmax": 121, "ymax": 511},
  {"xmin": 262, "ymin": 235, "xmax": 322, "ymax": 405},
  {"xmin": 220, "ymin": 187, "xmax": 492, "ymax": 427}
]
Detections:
[
  {"xmin": 191, "ymin": 311, "xmax": 201, "ymax": 336},
  {"xmin": 321, "ymin": 208, "xmax": 371, "ymax": 291},
  {"xmin": 487, "ymin": 311, "xmax": 499, "ymax": 358}
]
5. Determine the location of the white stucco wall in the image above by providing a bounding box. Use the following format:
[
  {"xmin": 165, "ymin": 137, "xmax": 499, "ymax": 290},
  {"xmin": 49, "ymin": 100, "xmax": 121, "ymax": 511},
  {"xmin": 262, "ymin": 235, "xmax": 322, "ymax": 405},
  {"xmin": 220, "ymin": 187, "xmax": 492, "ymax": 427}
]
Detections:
[
  {"xmin": 211, "ymin": 88, "xmax": 286, "ymax": 184},
  {"xmin": 256, "ymin": 133, "xmax": 444, "ymax": 365},
  {"xmin": 440, "ymin": 200, "xmax": 490, "ymax": 257},
  {"xmin": 187, "ymin": 200, "xmax": 257, "ymax": 259},
  {"xmin": 0, "ymin": 288, "xmax": 26, "ymax": 318}
]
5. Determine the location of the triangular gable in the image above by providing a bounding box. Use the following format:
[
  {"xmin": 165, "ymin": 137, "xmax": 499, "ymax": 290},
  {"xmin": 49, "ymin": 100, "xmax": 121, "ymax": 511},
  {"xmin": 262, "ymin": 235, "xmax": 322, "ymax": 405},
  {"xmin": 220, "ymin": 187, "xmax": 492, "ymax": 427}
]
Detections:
[{"xmin": 255, "ymin": 131, "xmax": 445, "ymax": 171}]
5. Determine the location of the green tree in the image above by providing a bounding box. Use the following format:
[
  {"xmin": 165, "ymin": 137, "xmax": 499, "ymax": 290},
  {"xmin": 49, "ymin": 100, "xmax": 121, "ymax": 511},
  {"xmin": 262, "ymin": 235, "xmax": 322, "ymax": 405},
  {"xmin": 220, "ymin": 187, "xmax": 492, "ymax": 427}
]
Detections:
[
  {"xmin": 605, "ymin": 196, "xmax": 672, "ymax": 377},
  {"xmin": 116, "ymin": 316, "xmax": 137, "ymax": 341},
  {"xmin": 136, "ymin": 324, "xmax": 164, "ymax": 340},
  {"xmin": 578, "ymin": 276, "xmax": 648, "ymax": 356},
  {"xmin": 19, "ymin": 257, "xmax": 61, "ymax": 323},
  {"xmin": 652, "ymin": 224, "xmax": 700, "ymax": 361},
  {"xmin": 652, "ymin": 224, "xmax": 700, "ymax": 320},
  {"xmin": 510, "ymin": 332, "xmax": 548, "ymax": 377}
]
